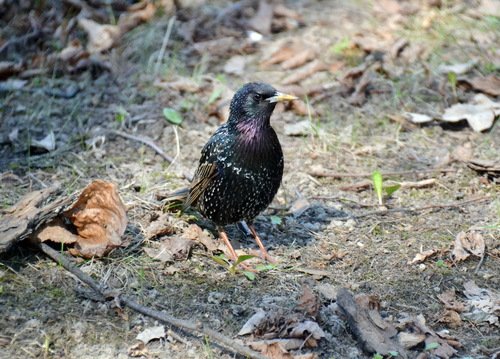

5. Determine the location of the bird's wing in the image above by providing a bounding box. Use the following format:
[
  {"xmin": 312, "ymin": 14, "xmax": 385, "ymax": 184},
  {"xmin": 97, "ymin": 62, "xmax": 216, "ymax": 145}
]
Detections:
[
  {"xmin": 184, "ymin": 125, "xmax": 229, "ymax": 209},
  {"xmin": 184, "ymin": 161, "xmax": 218, "ymax": 209}
]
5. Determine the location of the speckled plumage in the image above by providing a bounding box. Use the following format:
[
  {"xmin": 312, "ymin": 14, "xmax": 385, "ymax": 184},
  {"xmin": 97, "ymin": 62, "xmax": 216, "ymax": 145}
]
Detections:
[
  {"xmin": 179, "ymin": 82, "xmax": 296, "ymax": 262},
  {"xmin": 185, "ymin": 82, "xmax": 284, "ymax": 226}
]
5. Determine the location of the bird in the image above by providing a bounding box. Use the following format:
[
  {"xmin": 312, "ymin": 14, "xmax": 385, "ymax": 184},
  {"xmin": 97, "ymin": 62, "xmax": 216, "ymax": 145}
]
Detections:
[{"xmin": 169, "ymin": 82, "xmax": 297, "ymax": 262}]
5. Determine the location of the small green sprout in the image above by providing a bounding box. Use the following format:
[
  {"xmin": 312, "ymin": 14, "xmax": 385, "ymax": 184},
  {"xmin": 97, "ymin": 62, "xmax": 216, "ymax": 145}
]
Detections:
[{"xmin": 163, "ymin": 107, "xmax": 183, "ymax": 125}]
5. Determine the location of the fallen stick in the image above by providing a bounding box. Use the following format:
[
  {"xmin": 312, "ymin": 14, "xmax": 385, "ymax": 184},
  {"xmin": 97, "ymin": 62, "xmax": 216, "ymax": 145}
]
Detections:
[
  {"xmin": 38, "ymin": 243, "xmax": 267, "ymax": 359},
  {"xmin": 353, "ymin": 195, "xmax": 491, "ymax": 219},
  {"xmin": 308, "ymin": 167, "xmax": 456, "ymax": 179},
  {"xmin": 110, "ymin": 130, "xmax": 174, "ymax": 163},
  {"xmin": 338, "ymin": 178, "xmax": 437, "ymax": 192}
]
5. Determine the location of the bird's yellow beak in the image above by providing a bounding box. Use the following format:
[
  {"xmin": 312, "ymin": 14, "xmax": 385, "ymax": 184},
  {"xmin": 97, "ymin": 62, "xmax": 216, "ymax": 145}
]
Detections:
[{"xmin": 266, "ymin": 92, "xmax": 298, "ymax": 103}]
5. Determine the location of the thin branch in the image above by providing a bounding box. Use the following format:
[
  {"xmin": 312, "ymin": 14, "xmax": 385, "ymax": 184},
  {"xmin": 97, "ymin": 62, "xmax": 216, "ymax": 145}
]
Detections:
[
  {"xmin": 154, "ymin": 16, "xmax": 176, "ymax": 78},
  {"xmin": 308, "ymin": 167, "xmax": 457, "ymax": 179},
  {"xmin": 37, "ymin": 243, "xmax": 267, "ymax": 359},
  {"xmin": 110, "ymin": 130, "xmax": 174, "ymax": 163},
  {"xmin": 352, "ymin": 195, "xmax": 491, "ymax": 219}
]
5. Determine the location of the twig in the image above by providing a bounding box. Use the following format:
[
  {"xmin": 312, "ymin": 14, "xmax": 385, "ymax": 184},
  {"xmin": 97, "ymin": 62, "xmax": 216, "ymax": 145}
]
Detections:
[
  {"xmin": 110, "ymin": 130, "xmax": 174, "ymax": 163},
  {"xmin": 308, "ymin": 167, "xmax": 456, "ymax": 179},
  {"xmin": 37, "ymin": 243, "xmax": 267, "ymax": 359},
  {"xmin": 353, "ymin": 195, "xmax": 491, "ymax": 219},
  {"xmin": 474, "ymin": 254, "xmax": 485, "ymax": 274},
  {"xmin": 153, "ymin": 16, "xmax": 176, "ymax": 78}
]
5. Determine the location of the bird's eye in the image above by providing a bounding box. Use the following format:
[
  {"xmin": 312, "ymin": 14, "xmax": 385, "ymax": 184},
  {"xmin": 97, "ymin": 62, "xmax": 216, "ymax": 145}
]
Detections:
[{"xmin": 254, "ymin": 93, "xmax": 263, "ymax": 101}]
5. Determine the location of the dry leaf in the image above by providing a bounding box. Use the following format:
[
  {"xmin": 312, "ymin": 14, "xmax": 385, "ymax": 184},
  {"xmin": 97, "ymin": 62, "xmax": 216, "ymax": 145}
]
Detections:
[
  {"xmin": 441, "ymin": 94, "xmax": 500, "ymax": 132},
  {"xmin": 261, "ymin": 43, "xmax": 296, "ymax": 67},
  {"xmin": 462, "ymin": 280, "xmax": 500, "ymax": 327},
  {"xmin": 181, "ymin": 224, "xmax": 220, "ymax": 252},
  {"xmin": 402, "ymin": 314, "xmax": 458, "ymax": 358},
  {"xmin": 65, "ymin": 180, "xmax": 127, "ymax": 258},
  {"xmin": 437, "ymin": 290, "xmax": 466, "ymax": 312},
  {"xmin": 403, "ymin": 112, "xmax": 433, "ymax": 124},
  {"xmin": 248, "ymin": 0, "xmax": 274, "ymax": 35},
  {"xmin": 288, "ymin": 321, "xmax": 325, "ymax": 340},
  {"xmin": 144, "ymin": 212, "xmax": 175, "ymax": 240},
  {"xmin": 397, "ymin": 331, "xmax": 426, "ymax": 349},
  {"xmin": 136, "ymin": 325, "xmax": 165, "ymax": 344},
  {"xmin": 36, "ymin": 218, "xmax": 79, "ymax": 244},
  {"xmin": 451, "ymin": 231, "xmax": 485, "ymax": 262},
  {"xmin": 238, "ymin": 309, "xmax": 268, "ymax": 336},
  {"xmin": 78, "ymin": 18, "xmax": 121, "ymax": 53},
  {"xmin": 144, "ymin": 236, "xmax": 195, "ymax": 262},
  {"xmin": 31, "ymin": 131, "xmax": 56, "ymax": 152},
  {"xmin": 118, "ymin": 2, "xmax": 156, "ymax": 33},
  {"xmin": 438, "ymin": 310, "xmax": 462, "ymax": 329},
  {"xmin": 249, "ymin": 340, "xmax": 316, "ymax": 359},
  {"xmin": 466, "ymin": 75, "xmax": 500, "ymax": 96},
  {"xmin": 409, "ymin": 249, "xmax": 438, "ymax": 264},
  {"xmin": 282, "ymin": 59, "xmax": 326, "ymax": 85},
  {"xmin": 297, "ymin": 284, "xmax": 320, "ymax": 317},
  {"xmin": 281, "ymin": 49, "xmax": 315, "ymax": 70},
  {"xmin": 59, "ymin": 39, "xmax": 88, "ymax": 64},
  {"xmin": 128, "ymin": 341, "xmax": 148, "ymax": 357},
  {"xmin": 437, "ymin": 60, "xmax": 478, "ymax": 75}
]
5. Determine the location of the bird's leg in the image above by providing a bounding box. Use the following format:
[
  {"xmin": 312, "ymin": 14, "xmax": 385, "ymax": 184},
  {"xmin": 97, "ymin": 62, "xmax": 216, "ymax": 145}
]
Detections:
[
  {"xmin": 217, "ymin": 227, "xmax": 239, "ymax": 262},
  {"xmin": 248, "ymin": 224, "xmax": 277, "ymax": 263},
  {"xmin": 218, "ymin": 227, "xmax": 256, "ymax": 272}
]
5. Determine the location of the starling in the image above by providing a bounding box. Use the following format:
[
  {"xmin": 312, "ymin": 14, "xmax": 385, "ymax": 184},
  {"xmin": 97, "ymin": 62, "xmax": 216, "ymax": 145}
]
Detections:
[{"xmin": 176, "ymin": 82, "xmax": 296, "ymax": 262}]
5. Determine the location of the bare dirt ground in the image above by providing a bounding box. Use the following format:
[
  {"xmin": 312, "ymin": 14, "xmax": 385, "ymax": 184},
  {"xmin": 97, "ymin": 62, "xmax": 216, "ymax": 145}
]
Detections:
[{"xmin": 1, "ymin": 1, "xmax": 499, "ymax": 358}]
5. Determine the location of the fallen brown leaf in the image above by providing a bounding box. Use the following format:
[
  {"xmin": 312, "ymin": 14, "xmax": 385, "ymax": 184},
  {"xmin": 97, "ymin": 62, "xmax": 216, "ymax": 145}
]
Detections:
[
  {"xmin": 397, "ymin": 331, "xmax": 426, "ymax": 349},
  {"xmin": 451, "ymin": 231, "xmax": 485, "ymax": 262},
  {"xmin": 460, "ymin": 74, "xmax": 500, "ymax": 97},
  {"xmin": 35, "ymin": 217, "xmax": 79, "ymax": 244},
  {"xmin": 438, "ymin": 310, "xmax": 462, "ymax": 329},
  {"xmin": 441, "ymin": 94, "xmax": 500, "ymax": 132},
  {"xmin": 462, "ymin": 280, "xmax": 499, "ymax": 327},
  {"xmin": 281, "ymin": 49, "xmax": 316, "ymax": 70},
  {"xmin": 118, "ymin": 2, "xmax": 156, "ymax": 33},
  {"xmin": 65, "ymin": 180, "xmax": 127, "ymax": 258},
  {"xmin": 249, "ymin": 340, "xmax": 316, "ymax": 359},
  {"xmin": 297, "ymin": 284, "xmax": 320, "ymax": 317},
  {"xmin": 437, "ymin": 290, "xmax": 466, "ymax": 312},
  {"xmin": 78, "ymin": 18, "xmax": 121, "ymax": 53},
  {"xmin": 409, "ymin": 249, "xmax": 438, "ymax": 264},
  {"xmin": 144, "ymin": 236, "xmax": 195, "ymax": 262},
  {"xmin": 282, "ymin": 59, "xmax": 326, "ymax": 85},
  {"xmin": 58, "ymin": 39, "xmax": 89, "ymax": 64},
  {"xmin": 182, "ymin": 224, "xmax": 220, "ymax": 252},
  {"xmin": 248, "ymin": 0, "xmax": 274, "ymax": 35},
  {"xmin": 144, "ymin": 212, "xmax": 176, "ymax": 240},
  {"xmin": 261, "ymin": 43, "xmax": 296, "ymax": 67}
]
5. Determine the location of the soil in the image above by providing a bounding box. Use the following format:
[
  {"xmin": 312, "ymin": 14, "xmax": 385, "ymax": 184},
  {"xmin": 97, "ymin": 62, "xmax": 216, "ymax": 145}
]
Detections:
[{"xmin": 1, "ymin": 1, "xmax": 499, "ymax": 358}]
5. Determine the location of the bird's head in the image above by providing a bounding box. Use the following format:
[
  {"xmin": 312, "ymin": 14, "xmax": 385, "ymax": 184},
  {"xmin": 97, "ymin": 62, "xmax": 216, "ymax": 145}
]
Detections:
[{"xmin": 228, "ymin": 82, "xmax": 297, "ymax": 128}]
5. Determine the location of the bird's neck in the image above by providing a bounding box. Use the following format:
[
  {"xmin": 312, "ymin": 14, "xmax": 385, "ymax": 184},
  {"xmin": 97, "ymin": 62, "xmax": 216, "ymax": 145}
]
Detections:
[{"xmin": 233, "ymin": 117, "xmax": 270, "ymax": 141}]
